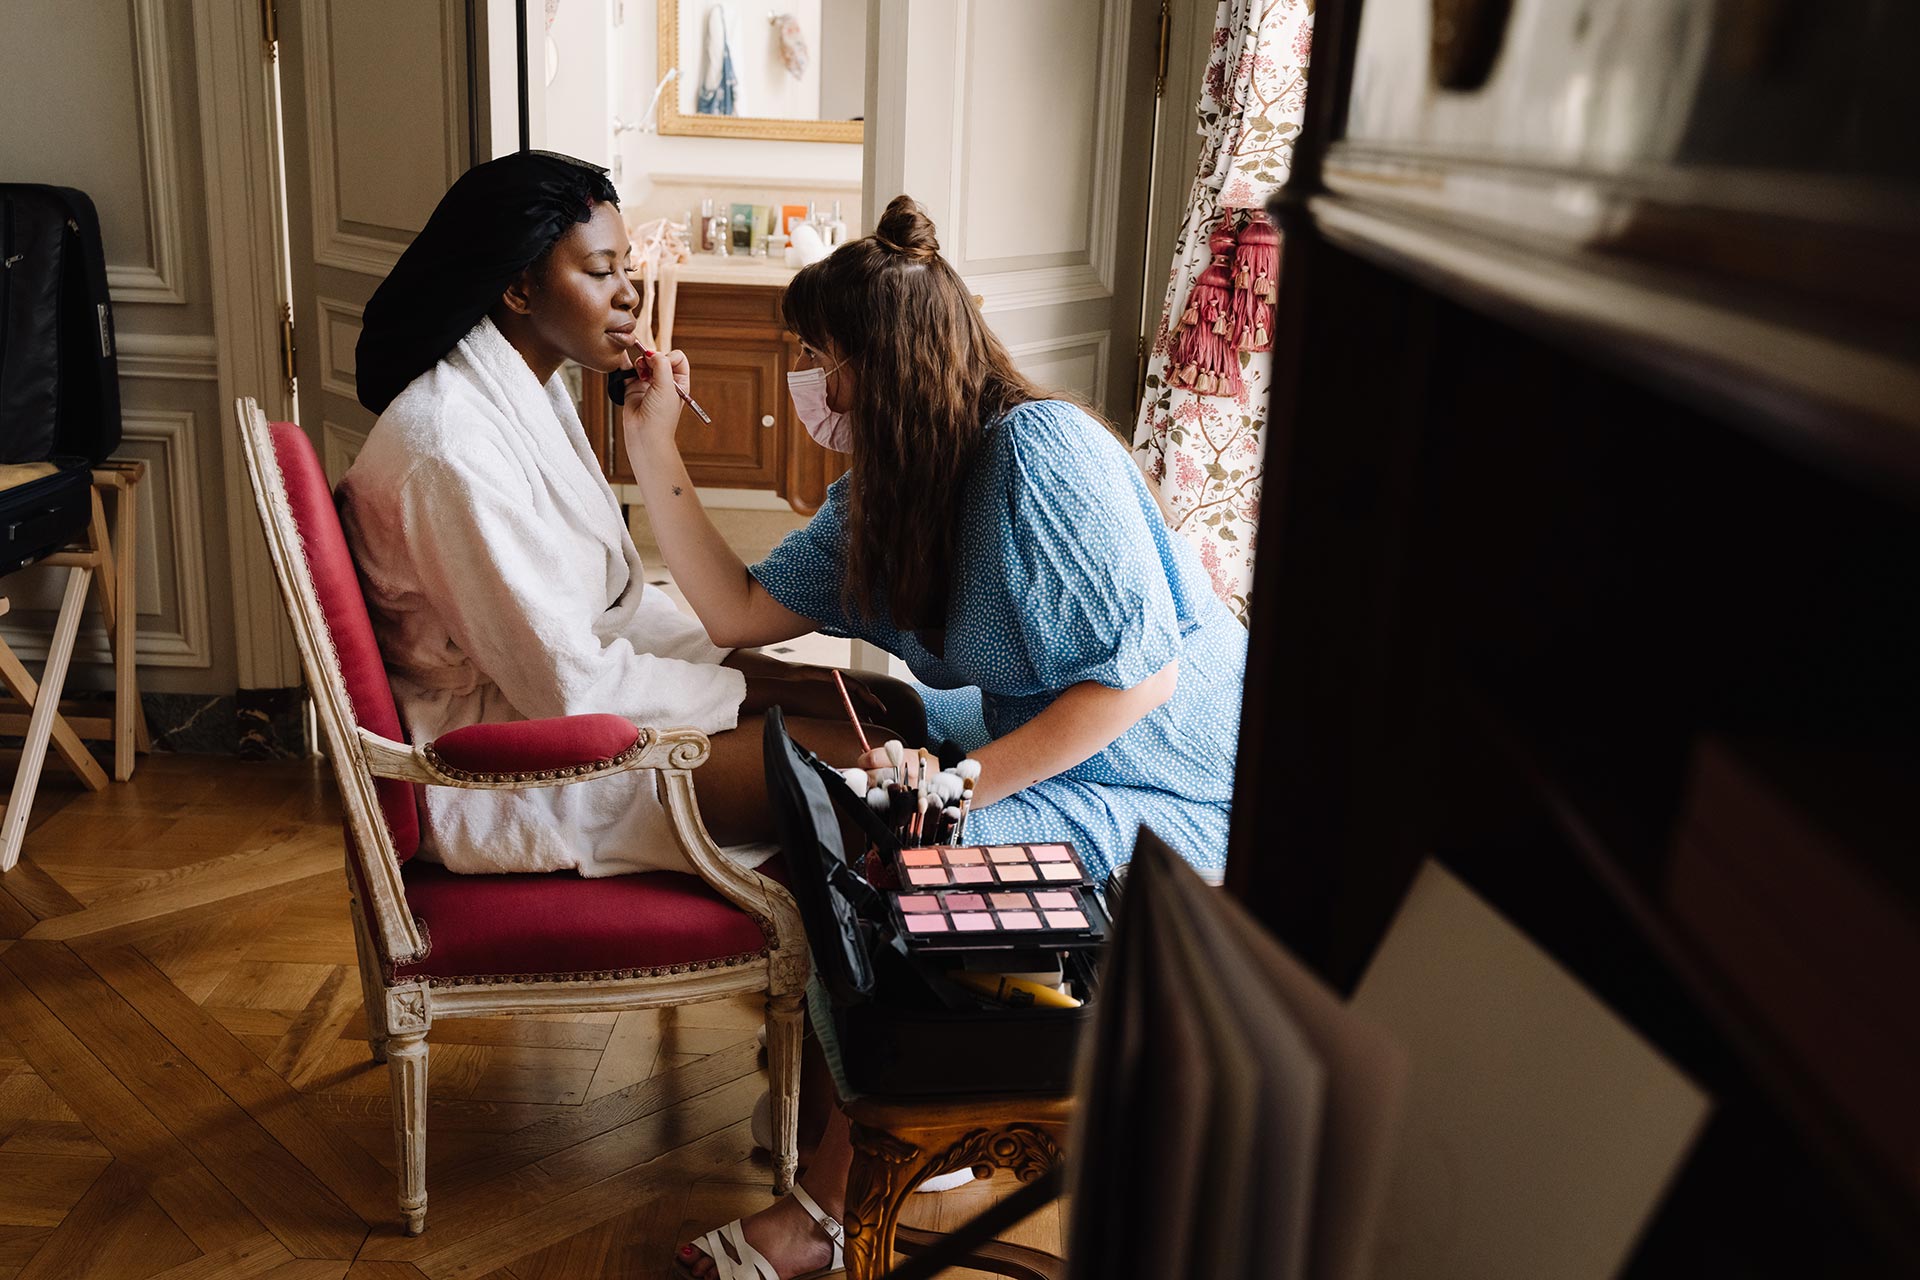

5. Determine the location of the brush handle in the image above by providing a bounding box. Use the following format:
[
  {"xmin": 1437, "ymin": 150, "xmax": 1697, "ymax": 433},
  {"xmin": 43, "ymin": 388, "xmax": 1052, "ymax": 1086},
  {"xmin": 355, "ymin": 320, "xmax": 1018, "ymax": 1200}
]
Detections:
[
  {"xmin": 608, "ymin": 361, "xmax": 712, "ymax": 424},
  {"xmin": 830, "ymin": 670, "xmax": 872, "ymax": 756}
]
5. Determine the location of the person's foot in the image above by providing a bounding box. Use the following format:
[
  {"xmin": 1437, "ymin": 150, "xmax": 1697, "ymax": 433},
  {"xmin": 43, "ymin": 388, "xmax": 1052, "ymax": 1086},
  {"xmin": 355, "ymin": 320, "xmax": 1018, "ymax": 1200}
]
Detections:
[{"xmin": 678, "ymin": 1188, "xmax": 842, "ymax": 1280}]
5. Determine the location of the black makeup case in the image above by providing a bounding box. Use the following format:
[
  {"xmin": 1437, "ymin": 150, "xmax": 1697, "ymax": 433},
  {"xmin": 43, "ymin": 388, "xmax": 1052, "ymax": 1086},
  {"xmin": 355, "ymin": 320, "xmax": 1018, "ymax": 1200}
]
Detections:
[{"xmin": 763, "ymin": 707, "xmax": 1100, "ymax": 1098}]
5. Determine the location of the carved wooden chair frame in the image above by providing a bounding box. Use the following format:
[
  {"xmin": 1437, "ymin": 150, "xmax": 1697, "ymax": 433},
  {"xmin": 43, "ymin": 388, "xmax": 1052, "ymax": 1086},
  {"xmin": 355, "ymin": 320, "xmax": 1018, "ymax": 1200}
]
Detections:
[{"xmin": 233, "ymin": 399, "xmax": 808, "ymax": 1234}]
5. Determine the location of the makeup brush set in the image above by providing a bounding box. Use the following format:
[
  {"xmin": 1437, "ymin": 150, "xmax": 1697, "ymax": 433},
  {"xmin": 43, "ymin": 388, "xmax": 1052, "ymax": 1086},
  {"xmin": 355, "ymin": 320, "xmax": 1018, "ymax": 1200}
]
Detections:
[
  {"xmin": 834, "ymin": 739, "xmax": 977, "ymax": 848},
  {"xmin": 763, "ymin": 707, "xmax": 1105, "ymax": 1097}
]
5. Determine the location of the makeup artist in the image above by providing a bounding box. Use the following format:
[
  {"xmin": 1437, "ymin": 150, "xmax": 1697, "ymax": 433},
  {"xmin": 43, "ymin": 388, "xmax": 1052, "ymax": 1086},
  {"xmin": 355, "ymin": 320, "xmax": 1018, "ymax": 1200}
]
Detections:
[
  {"xmin": 339, "ymin": 151, "xmax": 922, "ymax": 879},
  {"xmin": 625, "ymin": 196, "xmax": 1245, "ymax": 892},
  {"xmin": 639, "ymin": 198, "xmax": 1246, "ymax": 1278}
]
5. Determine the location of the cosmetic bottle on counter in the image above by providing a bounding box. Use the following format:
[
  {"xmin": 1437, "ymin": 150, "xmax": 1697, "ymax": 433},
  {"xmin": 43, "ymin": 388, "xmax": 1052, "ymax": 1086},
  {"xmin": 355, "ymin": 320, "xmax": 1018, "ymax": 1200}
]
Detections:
[
  {"xmin": 698, "ymin": 198, "xmax": 717, "ymax": 253},
  {"xmin": 824, "ymin": 200, "xmax": 848, "ymax": 247}
]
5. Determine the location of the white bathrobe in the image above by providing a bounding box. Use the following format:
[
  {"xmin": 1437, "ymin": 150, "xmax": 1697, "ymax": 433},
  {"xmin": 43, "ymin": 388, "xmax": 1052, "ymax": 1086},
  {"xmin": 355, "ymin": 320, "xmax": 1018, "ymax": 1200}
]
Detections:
[{"xmin": 338, "ymin": 317, "xmax": 750, "ymax": 876}]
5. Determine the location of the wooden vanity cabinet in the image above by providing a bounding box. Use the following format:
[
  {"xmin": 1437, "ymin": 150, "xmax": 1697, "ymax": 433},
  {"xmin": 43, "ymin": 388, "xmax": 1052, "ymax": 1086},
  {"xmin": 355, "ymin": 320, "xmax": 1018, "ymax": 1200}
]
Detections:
[{"xmin": 582, "ymin": 279, "xmax": 844, "ymax": 514}]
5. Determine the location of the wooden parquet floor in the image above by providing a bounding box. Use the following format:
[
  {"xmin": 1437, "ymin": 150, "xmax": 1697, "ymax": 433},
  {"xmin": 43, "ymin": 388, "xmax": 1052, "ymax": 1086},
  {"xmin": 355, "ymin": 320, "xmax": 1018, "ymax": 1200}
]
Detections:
[{"xmin": 0, "ymin": 754, "xmax": 1063, "ymax": 1279}]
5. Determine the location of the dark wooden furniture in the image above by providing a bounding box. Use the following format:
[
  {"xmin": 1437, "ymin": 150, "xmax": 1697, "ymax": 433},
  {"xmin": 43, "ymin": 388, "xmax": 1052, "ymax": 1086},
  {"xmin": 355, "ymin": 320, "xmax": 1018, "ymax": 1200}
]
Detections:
[
  {"xmin": 580, "ymin": 280, "xmax": 845, "ymax": 514},
  {"xmin": 1231, "ymin": 1, "xmax": 1920, "ymax": 1274},
  {"xmin": 841, "ymin": 1092, "xmax": 1071, "ymax": 1280}
]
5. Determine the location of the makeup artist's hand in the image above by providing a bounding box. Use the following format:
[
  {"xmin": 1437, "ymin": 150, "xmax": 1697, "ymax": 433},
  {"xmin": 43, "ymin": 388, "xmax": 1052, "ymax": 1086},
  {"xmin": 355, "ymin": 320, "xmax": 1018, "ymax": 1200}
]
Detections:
[{"xmin": 618, "ymin": 342, "xmax": 691, "ymax": 447}]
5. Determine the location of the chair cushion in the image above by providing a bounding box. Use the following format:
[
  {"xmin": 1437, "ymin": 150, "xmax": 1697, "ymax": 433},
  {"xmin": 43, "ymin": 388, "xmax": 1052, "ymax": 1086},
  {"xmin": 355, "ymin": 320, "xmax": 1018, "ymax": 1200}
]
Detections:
[
  {"xmin": 392, "ymin": 860, "xmax": 777, "ymax": 985},
  {"xmin": 269, "ymin": 422, "xmax": 421, "ymax": 860},
  {"xmin": 430, "ymin": 714, "xmax": 641, "ymax": 776}
]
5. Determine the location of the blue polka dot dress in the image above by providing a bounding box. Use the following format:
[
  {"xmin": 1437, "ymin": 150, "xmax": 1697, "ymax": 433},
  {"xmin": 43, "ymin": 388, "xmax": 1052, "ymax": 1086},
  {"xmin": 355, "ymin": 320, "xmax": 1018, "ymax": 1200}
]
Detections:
[{"xmin": 750, "ymin": 400, "xmax": 1246, "ymax": 882}]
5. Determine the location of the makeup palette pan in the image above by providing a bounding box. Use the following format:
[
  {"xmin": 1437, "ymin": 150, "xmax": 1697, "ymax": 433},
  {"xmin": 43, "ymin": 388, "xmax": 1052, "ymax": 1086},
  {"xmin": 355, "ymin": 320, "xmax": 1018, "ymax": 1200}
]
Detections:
[
  {"xmin": 893, "ymin": 843, "xmax": 1093, "ymax": 890},
  {"xmin": 889, "ymin": 885, "xmax": 1108, "ymax": 952}
]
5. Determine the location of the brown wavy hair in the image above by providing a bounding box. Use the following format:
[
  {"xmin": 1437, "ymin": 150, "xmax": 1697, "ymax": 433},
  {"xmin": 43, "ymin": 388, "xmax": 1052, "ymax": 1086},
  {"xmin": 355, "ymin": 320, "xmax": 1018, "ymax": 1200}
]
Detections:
[{"xmin": 782, "ymin": 195, "xmax": 1049, "ymax": 628}]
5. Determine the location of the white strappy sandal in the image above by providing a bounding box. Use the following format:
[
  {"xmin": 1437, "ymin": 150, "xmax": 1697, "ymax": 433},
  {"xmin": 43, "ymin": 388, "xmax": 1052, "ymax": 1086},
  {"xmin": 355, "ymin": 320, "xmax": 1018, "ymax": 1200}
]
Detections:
[{"xmin": 677, "ymin": 1183, "xmax": 846, "ymax": 1280}]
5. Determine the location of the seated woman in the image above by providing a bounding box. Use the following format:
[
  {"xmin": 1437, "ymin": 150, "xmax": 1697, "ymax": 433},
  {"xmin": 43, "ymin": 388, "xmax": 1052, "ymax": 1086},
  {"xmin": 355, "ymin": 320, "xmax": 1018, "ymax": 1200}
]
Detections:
[
  {"xmin": 624, "ymin": 197, "xmax": 1246, "ymax": 1279},
  {"xmin": 339, "ymin": 151, "xmax": 920, "ymax": 876}
]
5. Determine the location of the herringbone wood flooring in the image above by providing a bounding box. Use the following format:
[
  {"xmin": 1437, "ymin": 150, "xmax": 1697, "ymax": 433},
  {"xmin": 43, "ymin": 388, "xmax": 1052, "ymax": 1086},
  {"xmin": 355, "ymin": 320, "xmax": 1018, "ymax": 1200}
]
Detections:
[{"xmin": 0, "ymin": 754, "xmax": 1063, "ymax": 1278}]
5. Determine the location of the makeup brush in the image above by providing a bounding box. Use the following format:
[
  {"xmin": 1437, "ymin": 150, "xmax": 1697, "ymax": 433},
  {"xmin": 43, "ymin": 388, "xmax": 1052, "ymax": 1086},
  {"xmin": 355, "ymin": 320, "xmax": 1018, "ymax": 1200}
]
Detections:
[
  {"xmin": 884, "ymin": 740, "xmax": 906, "ymax": 779},
  {"xmin": 918, "ymin": 751, "xmax": 935, "ymax": 841},
  {"xmin": 610, "ymin": 350, "xmax": 713, "ymax": 424},
  {"xmin": 830, "ymin": 670, "xmax": 872, "ymax": 757},
  {"xmin": 954, "ymin": 776, "xmax": 975, "ymax": 844},
  {"xmin": 838, "ymin": 768, "xmax": 868, "ymax": 795}
]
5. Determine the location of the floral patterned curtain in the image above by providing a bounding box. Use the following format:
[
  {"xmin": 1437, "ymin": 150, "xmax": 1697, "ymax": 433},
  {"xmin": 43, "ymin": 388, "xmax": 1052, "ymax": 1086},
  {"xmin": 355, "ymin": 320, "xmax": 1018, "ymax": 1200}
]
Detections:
[{"xmin": 1132, "ymin": 0, "xmax": 1313, "ymax": 622}]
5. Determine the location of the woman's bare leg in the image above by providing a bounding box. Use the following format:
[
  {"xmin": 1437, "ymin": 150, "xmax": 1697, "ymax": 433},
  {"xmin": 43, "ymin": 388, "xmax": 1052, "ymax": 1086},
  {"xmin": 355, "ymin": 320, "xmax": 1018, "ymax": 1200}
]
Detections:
[
  {"xmin": 679, "ymin": 1106, "xmax": 854, "ymax": 1279},
  {"xmin": 673, "ymin": 666, "xmax": 921, "ymax": 1275},
  {"xmin": 694, "ymin": 669, "xmax": 926, "ymax": 847}
]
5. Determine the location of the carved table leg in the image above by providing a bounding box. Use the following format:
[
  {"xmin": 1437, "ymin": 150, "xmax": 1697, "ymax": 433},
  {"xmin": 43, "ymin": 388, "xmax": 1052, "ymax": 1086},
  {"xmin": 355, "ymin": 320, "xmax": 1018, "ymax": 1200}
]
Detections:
[
  {"xmin": 842, "ymin": 1118, "xmax": 1068, "ymax": 1280},
  {"xmin": 844, "ymin": 1121, "xmax": 925, "ymax": 1280}
]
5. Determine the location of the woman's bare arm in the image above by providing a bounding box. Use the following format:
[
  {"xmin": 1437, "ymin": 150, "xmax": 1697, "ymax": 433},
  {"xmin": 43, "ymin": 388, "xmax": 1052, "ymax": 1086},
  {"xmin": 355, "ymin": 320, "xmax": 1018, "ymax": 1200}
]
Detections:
[
  {"xmin": 620, "ymin": 348, "xmax": 816, "ymax": 648},
  {"xmin": 861, "ymin": 661, "xmax": 1179, "ymax": 807}
]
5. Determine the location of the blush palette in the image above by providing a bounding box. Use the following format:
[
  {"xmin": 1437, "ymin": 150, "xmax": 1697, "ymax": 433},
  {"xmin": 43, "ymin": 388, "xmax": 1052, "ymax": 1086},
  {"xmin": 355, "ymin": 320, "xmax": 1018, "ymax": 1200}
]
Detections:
[
  {"xmin": 888, "ymin": 885, "xmax": 1107, "ymax": 952},
  {"xmin": 892, "ymin": 843, "xmax": 1093, "ymax": 890}
]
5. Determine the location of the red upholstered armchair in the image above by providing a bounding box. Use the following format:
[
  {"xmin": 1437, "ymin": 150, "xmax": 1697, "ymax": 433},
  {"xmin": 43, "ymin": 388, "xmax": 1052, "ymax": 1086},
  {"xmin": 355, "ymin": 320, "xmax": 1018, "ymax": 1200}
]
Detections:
[{"xmin": 231, "ymin": 399, "xmax": 807, "ymax": 1235}]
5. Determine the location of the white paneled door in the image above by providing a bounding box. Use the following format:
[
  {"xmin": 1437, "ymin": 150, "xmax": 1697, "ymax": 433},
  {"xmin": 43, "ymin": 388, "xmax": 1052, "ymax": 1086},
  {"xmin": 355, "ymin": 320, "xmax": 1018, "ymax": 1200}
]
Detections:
[
  {"xmin": 866, "ymin": 0, "xmax": 1163, "ymax": 423},
  {"xmin": 277, "ymin": 0, "xmax": 474, "ymax": 482}
]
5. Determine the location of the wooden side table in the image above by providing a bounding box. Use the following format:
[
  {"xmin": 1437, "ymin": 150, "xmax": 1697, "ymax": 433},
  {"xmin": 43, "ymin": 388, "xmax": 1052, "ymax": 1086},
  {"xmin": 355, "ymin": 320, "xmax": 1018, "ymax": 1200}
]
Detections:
[
  {"xmin": 0, "ymin": 462, "xmax": 152, "ymax": 857},
  {"xmin": 18, "ymin": 463, "xmax": 151, "ymax": 780},
  {"xmin": 840, "ymin": 1092, "xmax": 1073, "ymax": 1280}
]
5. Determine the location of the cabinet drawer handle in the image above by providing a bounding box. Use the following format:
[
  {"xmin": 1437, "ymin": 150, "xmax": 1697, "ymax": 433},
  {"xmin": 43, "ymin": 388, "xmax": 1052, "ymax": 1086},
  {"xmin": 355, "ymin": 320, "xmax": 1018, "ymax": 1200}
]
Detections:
[{"xmin": 761, "ymin": 415, "xmax": 776, "ymax": 428}]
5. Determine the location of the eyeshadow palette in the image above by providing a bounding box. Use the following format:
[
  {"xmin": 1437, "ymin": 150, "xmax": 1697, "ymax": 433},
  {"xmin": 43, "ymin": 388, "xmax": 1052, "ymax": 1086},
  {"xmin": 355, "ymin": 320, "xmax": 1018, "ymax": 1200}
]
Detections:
[
  {"xmin": 888, "ymin": 885, "xmax": 1109, "ymax": 952},
  {"xmin": 892, "ymin": 843, "xmax": 1093, "ymax": 890}
]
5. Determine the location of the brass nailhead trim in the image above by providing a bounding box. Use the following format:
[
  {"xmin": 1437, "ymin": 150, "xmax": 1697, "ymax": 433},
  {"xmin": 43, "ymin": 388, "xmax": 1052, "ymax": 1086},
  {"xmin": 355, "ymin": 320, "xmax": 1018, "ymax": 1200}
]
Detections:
[
  {"xmin": 420, "ymin": 735, "xmax": 649, "ymax": 785},
  {"xmin": 386, "ymin": 948, "xmax": 767, "ymax": 988}
]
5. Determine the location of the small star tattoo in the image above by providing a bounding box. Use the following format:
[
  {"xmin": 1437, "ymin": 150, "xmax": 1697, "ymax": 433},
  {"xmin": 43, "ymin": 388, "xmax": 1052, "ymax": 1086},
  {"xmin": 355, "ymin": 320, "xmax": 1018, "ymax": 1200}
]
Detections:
[{"xmin": 672, "ymin": 485, "xmax": 683, "ymax": 496}]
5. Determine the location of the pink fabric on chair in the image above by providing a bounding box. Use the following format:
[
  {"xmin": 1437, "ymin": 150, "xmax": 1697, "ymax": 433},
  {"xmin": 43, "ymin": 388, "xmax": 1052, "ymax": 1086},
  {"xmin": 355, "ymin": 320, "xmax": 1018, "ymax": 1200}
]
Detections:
[
  {"xmin": 430, "ymin": 715, "xmax": 640, "ymax": 775},
  {"xmin": 269, "ymin": 422, "xmax": 422, "ymax": 860},
  {"xmin": 394, "ymin": 861, "xmax": 771, "ymax": 983}
]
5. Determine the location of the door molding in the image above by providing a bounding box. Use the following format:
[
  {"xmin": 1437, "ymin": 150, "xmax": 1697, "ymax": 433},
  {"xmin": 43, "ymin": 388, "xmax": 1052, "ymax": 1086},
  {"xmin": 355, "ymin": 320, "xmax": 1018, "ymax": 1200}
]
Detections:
[
  {"xmin": 866, "ymin": 0, "xmax": 1157, "ymax": 419},
  {"xmin": 300, "ymin": 0, "xmax": 468, "ymax": 274},
  {"xmin": 111, "ymin": 0, "xmax": 190, "ymax": 305},
  {"xmin": 190, "ymin": 0, "xmax": 303, "ymax": 689}
]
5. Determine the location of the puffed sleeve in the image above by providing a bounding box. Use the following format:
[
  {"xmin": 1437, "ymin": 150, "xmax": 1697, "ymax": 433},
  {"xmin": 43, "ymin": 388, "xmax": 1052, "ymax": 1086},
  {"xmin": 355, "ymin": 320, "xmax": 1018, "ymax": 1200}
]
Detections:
[
  {"xmin": 984, "ymin": 402, "xmax": 1192, "ymax": 694},
  {"xmin": 749, "ymin": 474, "xmax": 858, "ymax": 638}
]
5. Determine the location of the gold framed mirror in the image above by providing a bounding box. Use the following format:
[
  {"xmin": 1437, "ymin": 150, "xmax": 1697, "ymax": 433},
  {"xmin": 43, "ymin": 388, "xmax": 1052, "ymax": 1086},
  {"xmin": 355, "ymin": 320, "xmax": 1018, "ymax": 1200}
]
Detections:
[{"xmin": 656, "ymin": 4, "xmax": 864, "ymax": 144}]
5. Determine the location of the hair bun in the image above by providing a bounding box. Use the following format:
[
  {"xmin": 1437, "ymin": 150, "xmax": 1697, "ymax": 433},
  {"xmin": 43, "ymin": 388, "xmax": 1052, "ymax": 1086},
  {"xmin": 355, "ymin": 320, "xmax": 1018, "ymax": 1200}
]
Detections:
[{"xmin": 874, "ymin": 195, "xmax": 940, "ymax": 262}]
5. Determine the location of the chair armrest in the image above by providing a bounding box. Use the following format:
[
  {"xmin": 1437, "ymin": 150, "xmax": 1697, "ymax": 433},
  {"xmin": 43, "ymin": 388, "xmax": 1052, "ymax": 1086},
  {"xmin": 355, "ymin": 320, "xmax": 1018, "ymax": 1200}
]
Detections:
[
  {"xmin": 357, "ymin": 717, "xmax": 708, "ymax": 788},
  {"xmin": 357, "ymin": 718, "xmax": 809, "ymax": 993}
]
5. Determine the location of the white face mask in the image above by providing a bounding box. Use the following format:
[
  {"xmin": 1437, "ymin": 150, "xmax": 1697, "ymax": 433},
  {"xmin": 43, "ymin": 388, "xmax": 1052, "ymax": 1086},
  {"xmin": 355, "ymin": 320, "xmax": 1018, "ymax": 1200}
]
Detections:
[{"xmin": 787, "ymin": 360, "xmax": 852, "ymax": 452}]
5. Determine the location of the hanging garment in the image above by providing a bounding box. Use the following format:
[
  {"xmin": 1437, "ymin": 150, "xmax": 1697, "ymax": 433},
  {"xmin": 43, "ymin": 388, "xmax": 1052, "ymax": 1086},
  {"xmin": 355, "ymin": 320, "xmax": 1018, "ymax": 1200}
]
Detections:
[
  {"xmin": 1132, "ymin": 0, "xmax": 1313, "ymax": 622},
  {"xmin": 771, "ymin": 13, "xmax": 809, "ymax": 81},
  {"xmin": 339, "ymin": 317, "xmax": 755, "ymax": 877},
  {"xmin": 697, "ymin": 5, "xmax": 739, "ymax": 116}
]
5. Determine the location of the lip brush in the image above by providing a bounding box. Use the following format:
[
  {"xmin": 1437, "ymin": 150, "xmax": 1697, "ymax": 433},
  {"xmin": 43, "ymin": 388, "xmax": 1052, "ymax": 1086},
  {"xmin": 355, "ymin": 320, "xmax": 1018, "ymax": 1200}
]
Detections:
[
  {"xmin": 830, "ymin": 670, "xmax": 873, "ymax": 757},
  {"xmin": 637, "ymin": 349, "xmax": 713, "ymax": 424},
  {"xmin": 611, "ymin": 347, "xmax": 713, "ymax": 424}
]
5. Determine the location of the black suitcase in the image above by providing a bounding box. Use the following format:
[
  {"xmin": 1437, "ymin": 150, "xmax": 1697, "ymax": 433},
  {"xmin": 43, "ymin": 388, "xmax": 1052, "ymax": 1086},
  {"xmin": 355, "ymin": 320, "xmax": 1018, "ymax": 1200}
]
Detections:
[{"xmin": 0, "ymin": 184, "xmax": 121, "ymax": 575}]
